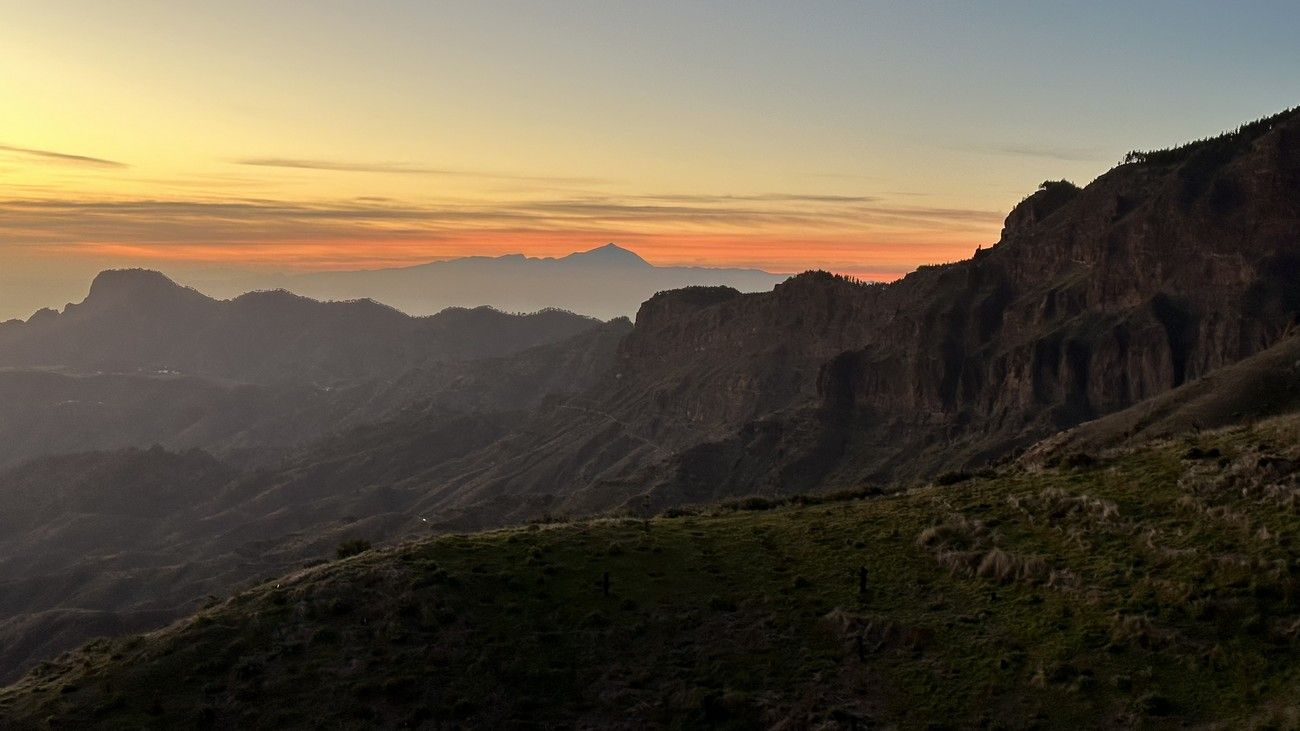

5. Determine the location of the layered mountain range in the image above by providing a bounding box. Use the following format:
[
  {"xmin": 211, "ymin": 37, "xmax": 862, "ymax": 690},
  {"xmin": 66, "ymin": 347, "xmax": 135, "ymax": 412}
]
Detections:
[
  {"xmin": 0, "ymin": 274, "xmax": 612, "ymax": 468},
  {"xmin": 0, "ymin": 268, "xmax": 602, "ymax": 384},
  {"xmin": 0, "ymin": 107, "xmax": 1298, "ymax": 685},
  {"xmin": 186, "ymin": 242, "xmax": 788, "ymax": 321},
  {"xmin": 404, "ymin": 106, "xmax": 1300, "ymax": 521}
]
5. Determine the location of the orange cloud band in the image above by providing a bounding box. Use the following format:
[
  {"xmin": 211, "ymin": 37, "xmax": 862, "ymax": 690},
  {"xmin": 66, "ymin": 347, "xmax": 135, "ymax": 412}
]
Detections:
[{"xmin": 2, "ymin": 195, "xmax": 1003, "ymax": 281}]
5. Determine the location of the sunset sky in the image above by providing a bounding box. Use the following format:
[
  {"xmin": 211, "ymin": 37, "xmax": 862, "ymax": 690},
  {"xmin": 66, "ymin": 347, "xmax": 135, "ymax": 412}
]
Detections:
[{"xmin": 2, "ymin": 1, "xmax": 1298, "ymax": 318}]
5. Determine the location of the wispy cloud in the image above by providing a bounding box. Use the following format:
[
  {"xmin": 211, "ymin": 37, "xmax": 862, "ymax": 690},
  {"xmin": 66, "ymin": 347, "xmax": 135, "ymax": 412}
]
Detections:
[
  {"xmin": 803, "ymin": 172, "xmax": 880, "ymax": 181},
  {"xmin": 969, "ymin": 143, "xmax": 1107, "ymax": 163},
  {"xmin": 234, "ymin": 157, "xmax": 611, "ymax": 185},
  {"xmin": 0, "ymin": 144, "xmax": 127, "ymax": 169},
  {"xmin": 236, "ymin": 157, "xmax": 464, "ymax": 175},
  {"xmin": 632, "ymin": 193, "xmax": 881, "ymax": 204},
  {"xmin": 0, "ymin": 193, "xmax": 1002, "ymax": 274},
  {"xmin": 0, "ymin": 194, "xmax": 1000, "ymax": 244}
]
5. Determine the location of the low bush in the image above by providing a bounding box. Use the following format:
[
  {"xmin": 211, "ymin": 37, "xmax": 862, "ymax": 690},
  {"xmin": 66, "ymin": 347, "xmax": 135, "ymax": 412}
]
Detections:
[
  {"xmin": 336, "ymin": 539, "xmax": 372, "ymax": 559},
  {"xmin": 935, "ymin": 471, "xmax": 973, "ymax": 486}
]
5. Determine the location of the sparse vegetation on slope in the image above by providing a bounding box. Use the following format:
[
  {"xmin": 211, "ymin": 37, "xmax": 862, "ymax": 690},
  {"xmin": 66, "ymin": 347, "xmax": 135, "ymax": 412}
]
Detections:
[
  {"xmin": 1121, "ymin": 106, "xmax": 1298, "ymax": 167},
  {"xmin": 4, "ymin": 415, "xmax": 1300, "ymax": 728}
]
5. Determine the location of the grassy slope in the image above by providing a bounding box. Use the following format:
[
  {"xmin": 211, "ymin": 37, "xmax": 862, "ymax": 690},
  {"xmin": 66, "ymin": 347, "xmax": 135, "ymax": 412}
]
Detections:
[{"xmin": 3, "ymin": 417, "xmax": 1300, "ymax": 729}]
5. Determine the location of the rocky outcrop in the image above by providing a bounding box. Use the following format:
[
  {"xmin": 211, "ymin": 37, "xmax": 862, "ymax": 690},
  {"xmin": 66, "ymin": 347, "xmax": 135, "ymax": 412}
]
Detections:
[
  {"xmin": 427, "ymin": 107, "xmax": 1300, "ymax": 517},
  {"xmin": 1024, "ymin": 330, "xmax": 1300, "ymax": 462}
]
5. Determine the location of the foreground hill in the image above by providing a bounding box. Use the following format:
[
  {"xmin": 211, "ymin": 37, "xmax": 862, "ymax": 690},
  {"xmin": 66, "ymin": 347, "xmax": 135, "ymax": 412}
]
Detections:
[{"xmin": 4, "ymin": 414, "xmax": 1299, "ymax": 728}]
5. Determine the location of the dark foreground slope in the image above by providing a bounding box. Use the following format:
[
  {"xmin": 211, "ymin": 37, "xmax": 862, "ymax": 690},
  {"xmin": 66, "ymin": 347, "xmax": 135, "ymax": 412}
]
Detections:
[
  {"xmin": 4, "ymin": 415, "xmax": 1300, "ymax": 728},
  {"xmin": 0, "ymin": 321, "xmax": 632, "ymax": 684},
  {"xmin": 395, "ymin": 108, "xmax": 1300, "ymax": 523}
]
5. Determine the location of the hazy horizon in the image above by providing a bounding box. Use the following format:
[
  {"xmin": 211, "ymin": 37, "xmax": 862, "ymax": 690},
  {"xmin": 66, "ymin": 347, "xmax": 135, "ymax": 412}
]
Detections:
[
  {"xmin": 4, "ymin": 1, "xmax": 1298, "ymax": 313},
  {"xmin": 0, "ymin": 241, "xmax": 794, "ymax": 322}
]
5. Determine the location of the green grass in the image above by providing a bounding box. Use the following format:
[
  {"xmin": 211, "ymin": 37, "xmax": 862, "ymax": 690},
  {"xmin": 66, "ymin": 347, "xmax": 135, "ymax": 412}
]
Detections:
[{"xmin": 3, "ymin": 417, "xmax": 1300, "ymax": 729}]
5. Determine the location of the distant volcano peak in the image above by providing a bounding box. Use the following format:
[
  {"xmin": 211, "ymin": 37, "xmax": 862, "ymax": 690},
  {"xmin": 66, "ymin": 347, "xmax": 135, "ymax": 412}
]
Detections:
[{"xmin": 560, "ymin": 243, "xmax": 651, "ymax": 267}]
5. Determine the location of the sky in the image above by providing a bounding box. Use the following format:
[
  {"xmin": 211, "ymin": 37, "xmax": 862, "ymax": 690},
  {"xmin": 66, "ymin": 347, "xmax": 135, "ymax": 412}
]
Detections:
[{"xmin": 1, "ymin": 1, "xmax": 1298, "ymax": 319}]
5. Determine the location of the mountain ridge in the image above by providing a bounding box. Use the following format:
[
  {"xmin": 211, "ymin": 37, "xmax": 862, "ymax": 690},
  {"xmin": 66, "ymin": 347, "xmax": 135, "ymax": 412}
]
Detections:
[
  {"xmin": 182, "ymin": 242, "xmax": 788, "ymax": 321},
  {"xmin": 390, "ymin": 106, "xmax": 1300, "ymax": 524},
  {"xmin": 0, "ymin": 270, "xmax": 604, "ymax": 385}
]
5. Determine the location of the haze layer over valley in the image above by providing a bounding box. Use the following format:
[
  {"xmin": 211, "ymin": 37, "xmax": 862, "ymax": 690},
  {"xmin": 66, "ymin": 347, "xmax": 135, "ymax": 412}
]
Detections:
[{"xmin": 183, "ymin": 243, "xmax": 788, "ymax": 321}]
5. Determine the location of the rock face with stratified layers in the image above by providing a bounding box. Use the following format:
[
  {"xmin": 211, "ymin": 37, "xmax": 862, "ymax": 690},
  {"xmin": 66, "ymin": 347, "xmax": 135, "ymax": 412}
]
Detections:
[{"xmin": 425, "ymin": 108, "xmax": 1300, "ymax": 517}]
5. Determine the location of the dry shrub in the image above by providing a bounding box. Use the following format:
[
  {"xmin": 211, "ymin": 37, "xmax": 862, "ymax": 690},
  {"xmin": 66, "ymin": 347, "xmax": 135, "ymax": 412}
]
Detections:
[
  {"xmin": 1059, "ymin": 526, "xmax": 1093, "ymax": 552},
  {"xmin": 821, "ymin": 610, "xmax": 933, "ymax": 652},
  {"xmin": 936, "ymin": 549, "xmax": 982, "ymax": 575},
  {"xmin": 1110, "ymin": 613, "xmax": 1175, "ymax": 650},
  {"xmin": 1027, "ymin": 667, "xmax": 1048, "ymax": 688},
  {"xmin": 1141, "ymin": 529, "xmax": 1198, "ymax": 561},
  {"xmin": 915, "ymin": 514, "xmax": 987, "ymax": 550},
  {"xmin": 1185, "ymin": 449, "xmax": 1300, "ymax": 511},
  {"xmin": 1269, "ymin": 617, "xmax": 1300, "ymax": 644},
  {"xmin": 822, "ymin": 607, "xmax": 866, "ymax": 636},
  {"xmin": 931, "ymin": 547, "xmax": 1050, "ymax": 585},
  {"xmin": 1261, "ymin": 482, "xmax": 1300, "ymax": 512},
  {"xmin": 975, "ymin": 548, "xmax": 1017, "ymax": 582},
  {"xmin": 1246, "ymin": 704, "xmax": 1300, "ymax": 731},
  {"xmin": 1137, "ymin": 577, "xmax": 1194, "ymax": 604},
  {"xmin": 1047, "ymin": 568, "xmax": 1080, "ymax": 590},
  {"xmin": 1007, "ymin": 487, "xmax": 1118, "ymax": 526},
  {"xmin": 917, "ymin": 513, "xmax": 1052, "ymax": 585},
  {"xmin": 1176, "ymin": 495, "xmax": 1256, "ymax": 533},
  {"xmin": 976, "ymin": 548, "xmax": 1049, "ymax": 584},
  {"xmin": 1175, "ymin": 474, "xmax": 1221, "ymax": 499},
  {"xmin": 1207, "ymin": 554, "xmax": 1288, "ymax": 586},
  {"xmin": 1204, "ymin": 504, "xmax": 1252, "ymax": 531}
]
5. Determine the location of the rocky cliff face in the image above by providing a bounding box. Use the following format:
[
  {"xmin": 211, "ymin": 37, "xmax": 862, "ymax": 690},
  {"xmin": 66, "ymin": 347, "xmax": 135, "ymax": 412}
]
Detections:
[{"xmin": 428, "ymin": 108, "xmax": 1300, "ymax": 519}]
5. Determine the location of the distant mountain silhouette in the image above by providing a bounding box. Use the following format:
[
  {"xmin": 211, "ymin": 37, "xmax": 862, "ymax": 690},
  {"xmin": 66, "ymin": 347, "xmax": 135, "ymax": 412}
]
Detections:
[
  {"xmin": 187, "ymin": 243, "xmax": 787, "ymax": 320},
  {"xmin": 0, "ymin": 269, "xmax": 602, "ymax": 385},
  {"xmin": 0, "ymin": 269, "xmax": 627, "ymax": 471},
  {"xmin": 558, "ymin": 242, "xmax": 652, "ymax": 266}
]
